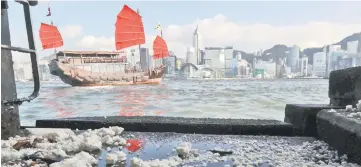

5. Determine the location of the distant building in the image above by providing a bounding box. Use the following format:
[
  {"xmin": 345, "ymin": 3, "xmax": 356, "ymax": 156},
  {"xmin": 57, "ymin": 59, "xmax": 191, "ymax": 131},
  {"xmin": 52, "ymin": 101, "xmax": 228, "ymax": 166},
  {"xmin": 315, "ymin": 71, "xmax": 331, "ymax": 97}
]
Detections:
[
  {"xmin": 336, "ymin": 52, "xmax": 361, "ymax": 70},
  {"xmin": 13, "ymin": 62, "xmax": 24, "ymax": 81},
  {"xmin": 329, "ymin": 45, "xmax": 342, "ymax": 52},
  {"xmin": 358, "ymin": 35, "xmax": 361, "ymax": 53},
  {"xmin": 347, "ymin": 41, "xmax": 359, "ymax": 54},
  {"xmin": 204, "ymin": 47, "xmax": 224, "ymax": 69},
  {"xmin": 186, "ymin": 47, "xmax": 197, "ymax": 65},
  {"xmin": 329, "ymin": 51, "xmax": 345, "ymax": 71},
  {"xmin": 185, "ymin": 47, "xmax": 197, "ymax": 76},
  {"xmin": 252, "ymin": 57, "xmax": 257, "ymax": 69},
  {"xmin": 224, "ymin": 47, "xmax": 235, "ymax": 77},
  {"xmin": 256, "ymin": 49, "xmax": 263, "ymax": 57},
  {"xmin": 21, "ymin": 62, "xmax": 33, "ymax": 80},
  {"xmin": 300, "ymin": 56, "xmax": 308, "ymax": 76},
  {"xmin": 140, "ymin": 48, "xmax": 150, "ymax": 70},
  {"xmin": 126, "ymin": 49, "xmax": 140, "ymax": 66},
  {"xmin": 325, "ymin": 45, "xmax": 342, "ymax": 76},
  {"xmin": 200, "ymin": 50, "xmax": 205, "ymax": 65},
  {"xmin": 237, "ymin": 59, "xmax": 249, "ymax": 76},
  {"xmin": 166, "ymin": 55, "xmax": 177, "ymax": 74},
  {"xmin": 313, "ymin": 52, "xmax": 326, "ymax": 77},
  {"xmin": 175, "ymin": 58, "xmax": 181, "ymax": 70},
  {"xmin": 204, "ymin": 46, "xmax": 237, "ymax": 77},
  {"xmin": 288, "ymin": 45, "xmax": 300, "ymax": 73},
  {"xmin": 235, "ymin": 52, "xmax": 242, "ymax": 61},
  {"xmin": 193, "ymin": 25, "xmax": 203, "ymax": 65},
  {"xmin": 285, "ymin": 66, "xmax": 291, "ymax": 75},
  {"xmin": 307, "ymin": 64, "xmax": 313, "ymax": 76},
  {"xmin": 254, "ymin": 60, "xmax": 276, "ymax": 78},
  {"xmin": 148, "ymin": 55, "xmax": 154, "ymax": 69},
  {"xmin": 276, "ymin": 58, "xmax": 285, "ymax": 77},
  {"xmin": 39, "ymin": 60, "xmax": 51, "ymax": 81}
]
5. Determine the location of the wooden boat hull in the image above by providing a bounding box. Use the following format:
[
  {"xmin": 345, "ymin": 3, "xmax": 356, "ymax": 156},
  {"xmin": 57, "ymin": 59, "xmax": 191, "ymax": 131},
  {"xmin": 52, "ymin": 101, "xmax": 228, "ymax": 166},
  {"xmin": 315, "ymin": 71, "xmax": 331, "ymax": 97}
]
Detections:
[
  {"xmin": 71, "ymin": 77, "xmax": 163, "ymax": 86},
  {"xmin": 48, "ymin": 59, "xmax": 165, "ymax": 87}
]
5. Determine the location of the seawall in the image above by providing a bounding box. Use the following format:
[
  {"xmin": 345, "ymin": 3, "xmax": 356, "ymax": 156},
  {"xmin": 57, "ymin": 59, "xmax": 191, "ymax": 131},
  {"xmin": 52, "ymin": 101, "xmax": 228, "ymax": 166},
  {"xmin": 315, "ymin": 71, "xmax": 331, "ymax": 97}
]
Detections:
[{"xmin": 35, "ymin": 67, "xmax": 361, "ymax": 164}]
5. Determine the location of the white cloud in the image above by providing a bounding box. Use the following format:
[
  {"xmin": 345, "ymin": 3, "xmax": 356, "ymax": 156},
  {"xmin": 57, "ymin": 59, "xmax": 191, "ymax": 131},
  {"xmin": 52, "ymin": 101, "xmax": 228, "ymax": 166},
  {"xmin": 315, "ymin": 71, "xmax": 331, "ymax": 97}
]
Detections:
[
  {"xmin": 75, "ymin": 14, "xmax": 361, "ymax": 58},
  {"xmin": 76, "ymin": 35, "xmax": 114, "ymax": 50},
  {"xmin": 60, "ymin": 25, "xmax": 83, "ymax": 38}
]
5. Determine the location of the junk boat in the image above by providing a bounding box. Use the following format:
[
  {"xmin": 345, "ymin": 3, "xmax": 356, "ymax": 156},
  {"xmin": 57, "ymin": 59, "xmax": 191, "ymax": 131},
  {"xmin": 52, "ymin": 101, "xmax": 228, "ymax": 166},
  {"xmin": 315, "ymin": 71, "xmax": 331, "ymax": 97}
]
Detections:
[{"xmin": 42, "ymin": 5, "xmax": 168, "ymax": 86}]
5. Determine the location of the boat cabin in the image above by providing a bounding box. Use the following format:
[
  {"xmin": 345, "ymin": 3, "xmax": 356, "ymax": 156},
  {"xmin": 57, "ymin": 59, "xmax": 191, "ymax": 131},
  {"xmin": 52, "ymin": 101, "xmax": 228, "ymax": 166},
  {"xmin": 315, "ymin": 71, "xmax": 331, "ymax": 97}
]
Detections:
[{"xmin": 56, "ymin": 51, "xmax": 127, "ymax": 64}]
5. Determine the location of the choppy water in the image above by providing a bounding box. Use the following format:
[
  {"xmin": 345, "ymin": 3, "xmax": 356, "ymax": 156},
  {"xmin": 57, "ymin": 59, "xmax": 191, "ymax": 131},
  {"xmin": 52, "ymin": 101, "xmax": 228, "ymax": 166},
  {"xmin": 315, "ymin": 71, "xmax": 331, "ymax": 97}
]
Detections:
[{"xmin": 16, "ymin": 78, "xmax": 329, "ymax": 126}]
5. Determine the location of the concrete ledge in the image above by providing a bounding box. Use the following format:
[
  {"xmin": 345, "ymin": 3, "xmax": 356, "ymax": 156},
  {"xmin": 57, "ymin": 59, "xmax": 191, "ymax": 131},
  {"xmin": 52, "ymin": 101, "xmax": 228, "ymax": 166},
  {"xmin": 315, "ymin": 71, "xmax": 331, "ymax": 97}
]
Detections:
[
  {"xmin": 317, "ymin": 110, "xmax": 361, "ymax": 165},
  {"xmin": 329, "ymin": 66, "xmax": 361, "ymax": 106},
  {"xmin": 284, "ymin": 104, "xmax": 344, "ymax": 137},
  {"xmin": 36, "ymin": 116, "xmax": 294, "ymax": 136}
]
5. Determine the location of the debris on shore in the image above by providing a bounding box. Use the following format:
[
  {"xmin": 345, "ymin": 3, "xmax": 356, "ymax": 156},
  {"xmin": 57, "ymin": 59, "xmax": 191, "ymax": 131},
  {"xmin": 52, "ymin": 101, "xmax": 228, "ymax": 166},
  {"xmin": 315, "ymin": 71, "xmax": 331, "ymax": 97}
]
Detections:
[
  {"xmin": 337, "ymin": 100, "xmax": 361, "ymax": 119},
  {"xmin": 1, "ymin": 126, "xmax": 360, "ymax": 167}
]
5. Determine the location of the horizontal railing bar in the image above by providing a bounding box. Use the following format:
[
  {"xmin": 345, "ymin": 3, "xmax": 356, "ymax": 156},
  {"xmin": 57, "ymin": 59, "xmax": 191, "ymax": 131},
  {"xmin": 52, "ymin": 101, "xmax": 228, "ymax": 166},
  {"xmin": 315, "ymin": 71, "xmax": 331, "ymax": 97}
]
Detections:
[{"xmin": 1, "ymin": 45, "xmax": 36, "ymax": 54}]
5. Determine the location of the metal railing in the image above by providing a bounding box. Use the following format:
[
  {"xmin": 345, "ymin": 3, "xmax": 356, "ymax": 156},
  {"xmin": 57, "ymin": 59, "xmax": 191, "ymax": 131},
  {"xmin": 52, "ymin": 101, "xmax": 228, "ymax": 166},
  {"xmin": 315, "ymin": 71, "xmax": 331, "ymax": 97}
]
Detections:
[{"xmin": 1, "ymin": 0, "xmax": 40, "ymax": 105}]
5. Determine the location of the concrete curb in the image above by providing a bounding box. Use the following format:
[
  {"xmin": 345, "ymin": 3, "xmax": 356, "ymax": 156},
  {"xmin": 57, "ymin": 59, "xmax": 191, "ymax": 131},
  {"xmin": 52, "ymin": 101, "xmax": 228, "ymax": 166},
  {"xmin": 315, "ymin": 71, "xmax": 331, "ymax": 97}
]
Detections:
[
  {"xmin": 284, "ymin": 104, "xmax": 344, "ymax": 137},
  {"xmin": 36, "ymin": 116, "xmax": 294, "ymax": 136},
  {"xmin": 317, "ymin": 110, "xmax": 361, "ymax": 164}
]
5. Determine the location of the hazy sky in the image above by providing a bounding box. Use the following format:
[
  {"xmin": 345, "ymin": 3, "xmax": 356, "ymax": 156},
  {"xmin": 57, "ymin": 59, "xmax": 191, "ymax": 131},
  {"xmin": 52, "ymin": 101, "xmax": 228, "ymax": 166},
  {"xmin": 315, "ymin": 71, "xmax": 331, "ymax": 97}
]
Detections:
[{"xmin": 7, "ymin": 1, "xmax": 361, "ymax": 61}]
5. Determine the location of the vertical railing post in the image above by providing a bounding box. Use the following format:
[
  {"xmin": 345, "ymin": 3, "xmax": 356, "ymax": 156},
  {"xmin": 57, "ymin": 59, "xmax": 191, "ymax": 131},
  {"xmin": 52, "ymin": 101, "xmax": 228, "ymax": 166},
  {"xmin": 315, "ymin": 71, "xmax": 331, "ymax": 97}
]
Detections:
[{"xmin": 1, "ymin": 1, "xmax": 21, "ymax": 139}]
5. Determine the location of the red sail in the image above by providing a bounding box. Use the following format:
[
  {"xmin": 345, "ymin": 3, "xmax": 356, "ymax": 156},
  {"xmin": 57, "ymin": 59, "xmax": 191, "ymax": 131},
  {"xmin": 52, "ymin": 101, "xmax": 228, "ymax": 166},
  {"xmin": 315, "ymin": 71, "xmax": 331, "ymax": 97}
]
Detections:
[
  {"xmin": 152, "ymin": 36, "xmax": 169, "ymax": 59},
  {"xmin": 115, "ymin": 5, "xmax": 145, "ymax": 50},
  {"xmin": 39, "ymin": 23, "xmax": 63, "ymax": 50}
]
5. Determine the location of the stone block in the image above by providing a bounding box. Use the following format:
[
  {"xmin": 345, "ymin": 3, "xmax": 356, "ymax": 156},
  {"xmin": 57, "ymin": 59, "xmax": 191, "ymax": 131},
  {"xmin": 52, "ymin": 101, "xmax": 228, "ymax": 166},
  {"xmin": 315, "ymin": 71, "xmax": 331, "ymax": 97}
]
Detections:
[
  {"xmin": 329, "ymin": 66, "xmax": 361, "ymax": 106},
  {"xmin": 36, "ymin": 116, "xmax": 294, "ymax": 136},
  {"xmin": 317, "ymin": 110, "xmax": 361, "ymax": 165},
  {"xmin": 284, "ymin": 104, "xmax": 343, "ymax": 137}
]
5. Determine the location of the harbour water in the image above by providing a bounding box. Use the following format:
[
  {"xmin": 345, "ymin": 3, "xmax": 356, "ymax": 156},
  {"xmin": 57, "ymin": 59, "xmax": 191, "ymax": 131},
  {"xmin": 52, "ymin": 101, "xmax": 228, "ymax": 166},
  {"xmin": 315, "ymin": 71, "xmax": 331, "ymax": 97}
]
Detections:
[{"xmin": 16, "ymin": 79, "xmax": 329, "ymax": 126}]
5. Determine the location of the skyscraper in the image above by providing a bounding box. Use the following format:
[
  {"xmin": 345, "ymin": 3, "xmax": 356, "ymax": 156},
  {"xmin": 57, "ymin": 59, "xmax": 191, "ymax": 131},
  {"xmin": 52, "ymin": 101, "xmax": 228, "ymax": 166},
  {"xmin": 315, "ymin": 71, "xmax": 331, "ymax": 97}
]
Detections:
[
  {"xmin": 193, "ymin": 25, "xmax": 202, "ymax": 65},
  {"xmin": 140, "ymin": 48, "xmax": 150, "ymax": 70},
  {"xmin": 288, "ymin": 45, "xmax": 300, "ymax": 73},
  {"xmin": 300, "ymin": 56, "xmax": 308, "ymax": 76},
  {"xmin": 186, "ymin": 47, "xmax": 197, "ymax": 76},
  {"xmin": 167, "ymin": 55, "xmax": 177, "ymax": 74},
  {"xmin": 313, "ymin": 52, "xmax": 326, "ymax": 77}
]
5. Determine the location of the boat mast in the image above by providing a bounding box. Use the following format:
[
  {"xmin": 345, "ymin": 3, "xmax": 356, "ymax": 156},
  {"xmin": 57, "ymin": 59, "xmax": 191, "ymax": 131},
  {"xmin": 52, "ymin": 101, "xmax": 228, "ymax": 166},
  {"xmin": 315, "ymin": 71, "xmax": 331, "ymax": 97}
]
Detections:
[
  {"xmin": 51, "ymin": 21, "xmax": 57, "ymax": 55},
  {"xmin": 48, "ymin": 3, "xmax": 57, "ymax": 55},
  {"xmin": 137, "ymin": 9, "xmax": 142, "ymax": 71},
  {"xmin": 161, "ymin": 29, "xmax": 164, "ymax": 66}
]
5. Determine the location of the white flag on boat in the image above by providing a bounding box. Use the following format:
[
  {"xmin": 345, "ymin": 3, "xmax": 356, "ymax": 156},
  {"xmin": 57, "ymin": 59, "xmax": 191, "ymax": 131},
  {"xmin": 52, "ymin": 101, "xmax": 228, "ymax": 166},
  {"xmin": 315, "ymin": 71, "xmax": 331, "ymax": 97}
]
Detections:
[{"xmin": 155, "ymin": 23, "xmax": 161, "ymax": 31}]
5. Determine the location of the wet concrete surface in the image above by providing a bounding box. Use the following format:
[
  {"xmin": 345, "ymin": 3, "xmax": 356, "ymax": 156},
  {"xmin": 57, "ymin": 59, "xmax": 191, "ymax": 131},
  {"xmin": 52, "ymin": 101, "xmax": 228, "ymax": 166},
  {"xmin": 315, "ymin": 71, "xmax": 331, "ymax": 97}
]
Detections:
[{"xmin": 97, "ymin": 132, "xmax": 317, "ymax": 167}]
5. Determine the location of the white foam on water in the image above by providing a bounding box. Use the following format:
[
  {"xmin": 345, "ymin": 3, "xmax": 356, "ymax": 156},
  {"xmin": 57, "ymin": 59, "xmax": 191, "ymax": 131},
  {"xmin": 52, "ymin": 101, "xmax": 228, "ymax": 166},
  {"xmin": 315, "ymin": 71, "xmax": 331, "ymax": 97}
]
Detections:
[{"xmin": 73, "ymin": 85, "xmax": 116, "ymax": 90}]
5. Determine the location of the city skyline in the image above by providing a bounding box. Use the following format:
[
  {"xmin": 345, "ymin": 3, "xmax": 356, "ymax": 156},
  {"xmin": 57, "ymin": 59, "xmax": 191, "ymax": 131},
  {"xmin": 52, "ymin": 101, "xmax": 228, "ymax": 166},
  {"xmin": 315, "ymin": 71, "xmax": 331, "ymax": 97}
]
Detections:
[{"xmin": 8, "ymin": 1, "xmax": 361, "ymax": 63}]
